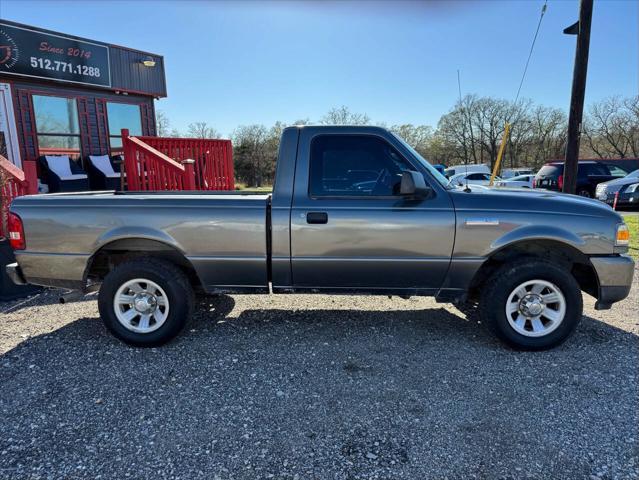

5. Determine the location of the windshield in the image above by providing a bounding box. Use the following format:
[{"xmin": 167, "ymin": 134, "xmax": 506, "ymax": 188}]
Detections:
[
  {"xmin": 391, "ymin": 133, "xmax": 450, "ymax": 188},
  {"xmin": 510, "ymin": 174, "xmax": 531, "ymax": 181},
  {"xmin": 537, "ymin": 164, "xmax": 563, "ymax": 177},
  {"xmin": 627, "ymin": 169, "xmax": 639, "ymax": 179},
  {"xmin": 449, "ymin": 173, "xmax": 465, "ymax": 184}
]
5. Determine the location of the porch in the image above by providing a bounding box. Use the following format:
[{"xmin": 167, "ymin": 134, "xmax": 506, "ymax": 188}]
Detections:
[{"xmin": 0, "ymin": 130, "xmax": 234, "ymax": 237}]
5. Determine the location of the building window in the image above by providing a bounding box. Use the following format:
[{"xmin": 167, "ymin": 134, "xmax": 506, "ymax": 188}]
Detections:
[
  {"xmin": 33, "ymin": 95, "xmax": 81, "ymax": 157},
  {"xmin": 107, "ymin": 102, "xmax": 142, "ymax": 150}
]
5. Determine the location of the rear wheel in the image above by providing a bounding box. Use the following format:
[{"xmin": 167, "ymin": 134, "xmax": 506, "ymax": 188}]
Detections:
[
  {"xmin": 98, "ymin": 258, "xmax": 194, "ymax": 346},
  {"xmin": 577, "ymin": 188, "xmax": 592, "ymax": 198},
  {"xmin": 479, "ymin": 259, "xmax": 583, "ymax": 350}
]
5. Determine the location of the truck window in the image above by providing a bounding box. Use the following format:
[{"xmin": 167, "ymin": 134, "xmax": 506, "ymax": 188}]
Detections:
[
  {"xmin": 309, "ymin": 135, "xmax": 414, "ymax": 197},
  {"xmin": 467, "ymin": 173, "xmax": 485, "ymax": 180}
]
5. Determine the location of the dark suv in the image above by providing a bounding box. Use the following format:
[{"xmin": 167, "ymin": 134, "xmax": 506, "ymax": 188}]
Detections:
[{"xmin": 534, "ymin": 161, "xmax": 630, "ymax": 197}]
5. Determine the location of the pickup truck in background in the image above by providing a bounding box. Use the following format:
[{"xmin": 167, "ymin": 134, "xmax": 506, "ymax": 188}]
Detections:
[{"xmin": 5, "ymin": 126, "xmax": 635, "ymax": 350}]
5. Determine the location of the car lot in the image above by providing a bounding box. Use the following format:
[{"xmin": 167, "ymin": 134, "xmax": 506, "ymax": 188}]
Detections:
[{"xmin": 1, "ymin": 271, "xmax": 638, "ymax": 480}]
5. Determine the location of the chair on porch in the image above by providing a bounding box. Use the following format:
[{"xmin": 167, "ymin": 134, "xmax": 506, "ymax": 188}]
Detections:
[
  {"xmin": 86, "ymin": 155, "xmax": 124, "ymax": 190},
  {"xmin": 38, "ymin": 155, "xmax": 90, "ymax": 193}
]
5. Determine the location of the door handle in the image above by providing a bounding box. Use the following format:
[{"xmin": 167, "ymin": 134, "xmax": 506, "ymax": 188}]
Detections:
[{"xmin": 306, "ymin": 212, "xmax": 328, "ymax": 224}]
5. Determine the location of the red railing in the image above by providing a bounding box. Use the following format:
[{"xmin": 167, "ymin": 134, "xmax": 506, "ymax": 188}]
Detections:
[
  {"xmin": 121, "ymin": 129, "xmax": 234, "ymax": 191},
  {"xmin": 0, "ymin": 156, "xmax": 37, "ymax": 238}
]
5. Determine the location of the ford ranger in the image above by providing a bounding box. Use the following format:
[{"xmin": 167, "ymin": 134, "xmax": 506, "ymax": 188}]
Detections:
[{"xmin": 5, "ymin": 126, "xmax": 635, "ymax": 350}]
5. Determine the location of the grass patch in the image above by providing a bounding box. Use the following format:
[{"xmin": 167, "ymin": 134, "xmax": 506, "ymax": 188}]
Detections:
[
  {"xmin": 235, "ymin": 183, "xmax": 273, "ymax": 193},
  {"xmin": 623, "ymin": 215, "xmax": 639, "ymax": 260}
]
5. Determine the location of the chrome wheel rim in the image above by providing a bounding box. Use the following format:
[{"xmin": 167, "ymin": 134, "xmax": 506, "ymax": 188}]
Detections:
[
  {"xmin": 505, "ymin": 279, "xmax": 566, "ymax": 337},
  {"xmin": 113, "ymin": 278, "xmax": 169, "ymax": 333}
]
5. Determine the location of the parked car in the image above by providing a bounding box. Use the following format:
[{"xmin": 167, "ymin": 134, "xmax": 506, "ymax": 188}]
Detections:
[
  {"xmin": 444, "ymin": 163, "xmax": 490, "ymax": 178},
  {"xmin": 534, "ymin": 161, "xmax": 628, "ymax": 197},
  {"xmin": 496, "ymin": 174, "xmax": 535, "ymax": 189},
  {"xmin": 596, "ymin": 169, "xmax": 639, "ymax": 207},
  {"xmin": 501, "ymin": 168, "xmax": 534, "ymax": 179},
  {"xmin": 6, "ymin": 126, "xmax": 634, "ymax": 350},
  {"xmin": 448, "ymin": 172, "xmax": 499, "ymax": 187}
]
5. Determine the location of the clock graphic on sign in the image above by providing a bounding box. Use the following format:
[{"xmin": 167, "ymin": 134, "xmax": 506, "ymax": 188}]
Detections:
[{"xmin": 0, "ymin": 28, "xmax": 19, "ymax": 69}]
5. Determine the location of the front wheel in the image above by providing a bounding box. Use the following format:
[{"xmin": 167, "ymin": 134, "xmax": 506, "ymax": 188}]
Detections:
[
  {"xmin": 480, "ymin": 260, "xmax": 583, "ymax": 350},
  {"xmin": 98, "ymin": 258, "xmax": 194, "ymax": 346}
]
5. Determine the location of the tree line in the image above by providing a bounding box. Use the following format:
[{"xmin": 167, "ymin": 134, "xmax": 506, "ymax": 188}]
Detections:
[{"xmin": 157, "ymin": 95, "xmax": 639, "ymax": 187}]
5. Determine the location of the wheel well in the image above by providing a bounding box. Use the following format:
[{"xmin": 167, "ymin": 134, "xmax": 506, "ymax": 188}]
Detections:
[
  {"xmin": 468, "ymin": 240, "xmax": 598, "ymax": 301},
  {"xmin": 85, "ymin": 238, "xmax": 204, "ymax": 292}
]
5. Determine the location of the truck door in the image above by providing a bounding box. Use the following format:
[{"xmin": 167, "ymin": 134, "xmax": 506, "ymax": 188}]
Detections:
[{"xmin": 289, "ymin": 129, "xmax": 456, "ymax": 292}]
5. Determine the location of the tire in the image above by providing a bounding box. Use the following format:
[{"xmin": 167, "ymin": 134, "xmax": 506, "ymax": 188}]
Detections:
[
  {"xmin": 479, "ymin": 259, "xmax": 583, "ymax": 350},
  {"xmin": 98, "ymin": 258, "xmax": 194, "ymax": 346},
  {"xmin": 577, "ymin": 188, "xmax": 592, "ymax": 198}
]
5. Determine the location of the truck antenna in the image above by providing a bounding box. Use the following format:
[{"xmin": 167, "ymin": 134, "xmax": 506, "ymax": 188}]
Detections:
[{"xmin": 458, "ymin": 69, "xmax": 471, "ymax": 192}]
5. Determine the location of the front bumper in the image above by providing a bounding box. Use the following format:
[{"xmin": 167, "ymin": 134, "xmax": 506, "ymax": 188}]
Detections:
[
  {"xmin": 596, "ymin": 191, "xmax": 639, "ymax": 206},
  {"xmin": 589, "ymin": 255, "xmax": 635, "ymax": 309},
  {"xmin": 5, "ymin": 262, "xmax": 28, "ymax": 285}
]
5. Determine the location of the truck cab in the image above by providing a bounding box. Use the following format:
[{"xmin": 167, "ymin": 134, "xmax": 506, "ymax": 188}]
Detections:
[{"xmin": 270, "ymin": 126, "xmax": 455, "ymax": 293}]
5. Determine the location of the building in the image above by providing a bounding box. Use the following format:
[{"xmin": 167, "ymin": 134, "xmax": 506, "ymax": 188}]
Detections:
[{"xmin": 0, "ymin": 19, "xmax": 166, "ymax": 176}]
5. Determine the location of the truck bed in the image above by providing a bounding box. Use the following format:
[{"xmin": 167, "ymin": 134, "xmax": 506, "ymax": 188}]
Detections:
[{"xmin": 11, "ymin": 192, "xmax": 271, "ymax": 291}]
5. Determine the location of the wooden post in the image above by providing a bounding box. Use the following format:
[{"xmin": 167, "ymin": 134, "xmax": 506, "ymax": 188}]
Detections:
[
  {"xmin": 181, "ymin": 159, "xmax": 196, "ymax": 190},
  {"xmin": 121, "ymin": 129, "xmax": 135, "ymax": 190},
  {"xmin": 490, "ymin": 122, "xmax": 511, "ymax": 186},
  {"xmin": 22, "ymin": 160, "xmax": 39, "ymax": 194},
  {"xmin": 562, "ymin": 0, "xmax": 593, "ymax": 194},
  {"xmin": 226, "ymin": 141, "xmax": 235, "ymax": 190}
]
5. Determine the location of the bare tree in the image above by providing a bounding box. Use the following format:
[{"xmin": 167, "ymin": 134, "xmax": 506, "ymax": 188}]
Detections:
[
  {"xmin": 624, "ymin": 95, "xmax": 639, "ymax": 157},
  {"xmin": 583, "ymin": 95, "xmax": 639, "ymax": 158},
  {"xmin": 504, "ymin": 100, "xmax": 534, "ymax": 169},
  {"xmin": 434, "ymin": 96, "xmax": 571, "ymax": 169},
  {"xmin": 527, "ymin": 106, "xmax": 567, "ymax": 167},
  {"xmin": 155, "ymin": 110, "xmax": 171, "ymax": 137},
  {"xmin": 320, "ymin": 106, "xmax": 370, "ymax": 125},
  {"xmin": 186, "ymin": 121, "xmax": 221, "ymax": 139},
  {"xmin": 388, "ymin": 124, "xmax": 433, "ymax": 157}
]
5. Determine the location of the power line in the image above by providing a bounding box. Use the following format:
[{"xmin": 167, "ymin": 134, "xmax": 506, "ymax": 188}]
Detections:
[{"xmin": 514, "ymin": 0, "xmax": 548, "ymax": 105}]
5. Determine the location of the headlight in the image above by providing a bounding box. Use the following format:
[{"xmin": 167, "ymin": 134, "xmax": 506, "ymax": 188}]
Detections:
[
  {"xmin": 624, "ymin": 183, "xmax": 639, "ymax": 193},
  {"xmin": 616, "ymin": 223, "xmax": 630, "ymax": 246}
]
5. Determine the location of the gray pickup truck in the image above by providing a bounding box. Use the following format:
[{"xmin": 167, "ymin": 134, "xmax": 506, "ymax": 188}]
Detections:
[{"xmin": 6, "ymin": 126, "xmax": 635, "ymax": 349}]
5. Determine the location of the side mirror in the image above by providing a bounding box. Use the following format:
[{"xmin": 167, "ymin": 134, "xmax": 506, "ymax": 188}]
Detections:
[{"xmin": 400, "ymin": 170, "xmax": 431, "ymax": 197}]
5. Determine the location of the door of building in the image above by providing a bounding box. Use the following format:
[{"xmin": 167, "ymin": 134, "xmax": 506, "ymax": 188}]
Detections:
[{"xmin": 0, "ymin": 83, "xmax": 20, "ymax": 167}]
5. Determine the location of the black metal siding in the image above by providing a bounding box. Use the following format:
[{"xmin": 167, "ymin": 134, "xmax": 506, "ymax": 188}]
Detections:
[
  {"xmin": 0, "ymin": 20, "xmax": 167, "ymax": 97},
  {"xmin": 109, "ymin": 46, "xmax": 167, "ymax": 97}
]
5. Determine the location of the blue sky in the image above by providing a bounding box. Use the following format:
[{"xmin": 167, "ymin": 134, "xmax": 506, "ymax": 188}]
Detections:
[{"xmin": 2, "ymin": 0, "xmax": 637, "ymax": 137}]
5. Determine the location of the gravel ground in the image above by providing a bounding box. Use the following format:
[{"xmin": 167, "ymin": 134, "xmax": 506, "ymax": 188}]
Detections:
[{"xmin": 0, "ymin": 271, "xmax": 638, "ymax": 480}]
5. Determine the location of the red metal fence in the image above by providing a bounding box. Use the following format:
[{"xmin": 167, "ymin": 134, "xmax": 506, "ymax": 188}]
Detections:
[
  {"xmin": 0, "ymin": 156, "xmax": 37, "ymax": 238},
  {"xmin": 122, "ymin": 129, "xmax": 234, "ymax": 191}
]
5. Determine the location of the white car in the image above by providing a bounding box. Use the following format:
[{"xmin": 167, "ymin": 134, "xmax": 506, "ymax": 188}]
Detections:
[
  {"xmin": 501, "ymin": 168, "xmax": 534, "ymax": 179},
  {"xmin": 496, "ymin": 174, "xmax": 535, "ymax": 189},
  {"xmin": 448, "ymin": 172, "xmax": 499, "ymax": 187},
  {"xmin": 445, "ymin": 164, "xmax": 490, "ymax": 178}
]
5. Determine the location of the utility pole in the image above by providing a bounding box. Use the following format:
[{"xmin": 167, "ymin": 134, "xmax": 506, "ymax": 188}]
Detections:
[{"xmin": 562, "ymin": 0, "xmax": 593, "ymax": 194}]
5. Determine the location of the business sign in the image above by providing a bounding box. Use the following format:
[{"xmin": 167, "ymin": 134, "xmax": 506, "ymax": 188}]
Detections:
[{"xmin": 0, "ymin": 22, "xmax": 111, "ymax": 87}]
